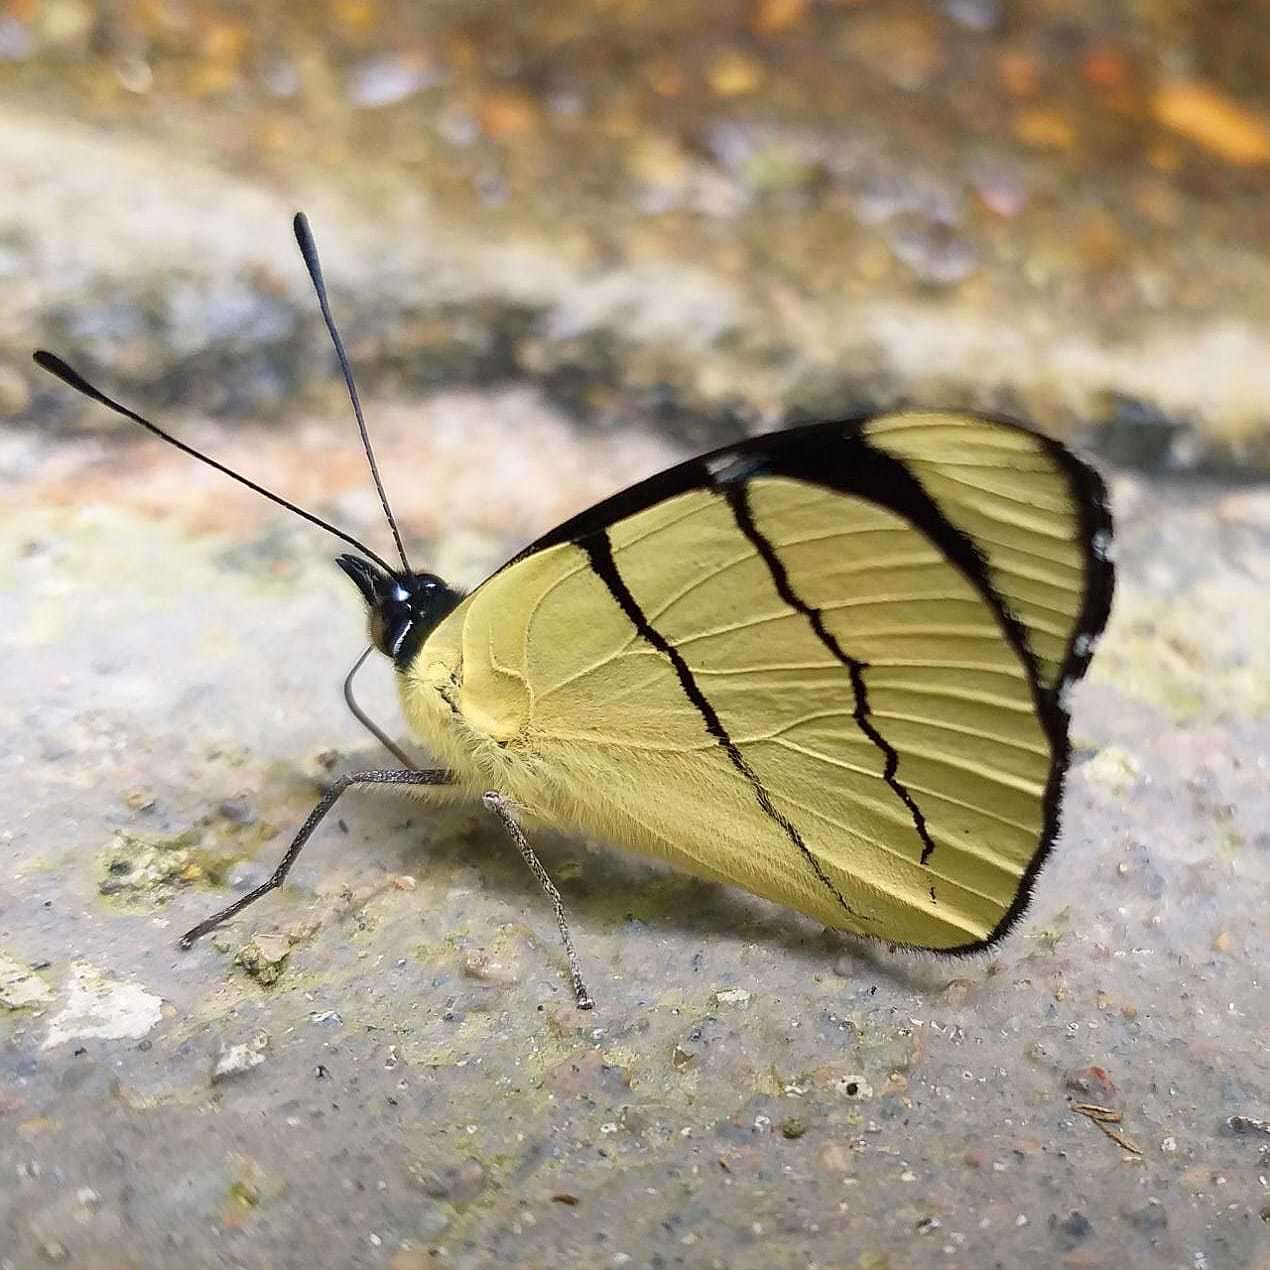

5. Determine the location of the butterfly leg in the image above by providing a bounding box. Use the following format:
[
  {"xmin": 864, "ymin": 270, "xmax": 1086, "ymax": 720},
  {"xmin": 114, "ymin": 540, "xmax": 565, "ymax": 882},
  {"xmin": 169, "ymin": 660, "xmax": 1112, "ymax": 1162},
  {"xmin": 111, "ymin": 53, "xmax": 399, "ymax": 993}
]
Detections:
[
  {"xmin": 481, "ymin": 791, "xmax": 595, "ymax": 1011},
  {"xmin": 343, "ymin": 645, "xmax": 417, "ymax": 768},
  {"xmin": 178, "ymin": 768, "xmax": 454, "ymax": 950}
]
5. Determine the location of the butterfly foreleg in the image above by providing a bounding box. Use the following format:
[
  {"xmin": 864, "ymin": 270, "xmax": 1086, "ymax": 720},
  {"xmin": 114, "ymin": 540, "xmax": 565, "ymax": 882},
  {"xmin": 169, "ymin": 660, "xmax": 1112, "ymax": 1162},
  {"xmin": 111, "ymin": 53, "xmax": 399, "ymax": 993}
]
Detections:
[
  {"xmin": 343, "ymin": 645, "xmax": 418, "ymax": 768},
  {"xmin": 481, "ymin": 791, "xmax": 595, "ymax": 1011},
  {"xmin": 178, "ymin": 768, "xmax": 455, "ymax": 950}
]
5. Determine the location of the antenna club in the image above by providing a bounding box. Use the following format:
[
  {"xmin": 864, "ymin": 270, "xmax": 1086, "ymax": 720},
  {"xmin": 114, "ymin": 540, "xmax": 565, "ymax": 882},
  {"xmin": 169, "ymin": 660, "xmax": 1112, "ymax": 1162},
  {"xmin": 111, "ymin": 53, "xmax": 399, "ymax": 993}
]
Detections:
[{"xmin": 292, "ymin": 211, "xmax": 413, "ymax": 575}]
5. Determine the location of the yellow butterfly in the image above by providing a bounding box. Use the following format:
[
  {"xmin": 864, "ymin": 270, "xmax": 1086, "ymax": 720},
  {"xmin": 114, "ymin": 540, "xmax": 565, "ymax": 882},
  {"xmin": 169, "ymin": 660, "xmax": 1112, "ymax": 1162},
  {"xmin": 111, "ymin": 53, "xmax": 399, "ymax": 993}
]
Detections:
[{"xmin": 35, "ymin": 215, "xmax": 1114, "ymax": 1010}]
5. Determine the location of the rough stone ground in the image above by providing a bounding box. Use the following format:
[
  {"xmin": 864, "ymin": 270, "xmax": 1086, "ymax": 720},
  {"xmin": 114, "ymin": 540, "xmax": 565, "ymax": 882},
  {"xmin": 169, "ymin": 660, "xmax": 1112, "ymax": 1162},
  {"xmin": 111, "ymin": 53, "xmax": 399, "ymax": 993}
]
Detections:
[{"xmin": 4, "ymin": 379, "xmax": 1270, "ymax": 1269}]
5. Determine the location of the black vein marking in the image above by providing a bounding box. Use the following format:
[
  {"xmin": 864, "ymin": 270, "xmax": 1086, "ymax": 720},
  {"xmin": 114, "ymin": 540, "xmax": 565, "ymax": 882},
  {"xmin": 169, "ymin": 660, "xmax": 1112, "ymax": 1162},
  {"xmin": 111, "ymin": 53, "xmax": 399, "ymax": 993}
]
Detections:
[
  {"xmin": 581, "ymin": 529, "xmax": 861, "ymax": 922},
  {"xmin": 724, "ymin": 482, "xmax": 941, "ymax": 866}
]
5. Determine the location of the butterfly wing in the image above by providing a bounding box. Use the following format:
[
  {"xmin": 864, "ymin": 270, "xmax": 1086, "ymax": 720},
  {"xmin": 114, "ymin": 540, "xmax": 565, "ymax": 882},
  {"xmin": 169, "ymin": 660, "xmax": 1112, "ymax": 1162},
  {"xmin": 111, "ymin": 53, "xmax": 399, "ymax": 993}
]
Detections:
[{"xmin": 404, "ymin": 413, "xmax": 1113, "ymax": 951}]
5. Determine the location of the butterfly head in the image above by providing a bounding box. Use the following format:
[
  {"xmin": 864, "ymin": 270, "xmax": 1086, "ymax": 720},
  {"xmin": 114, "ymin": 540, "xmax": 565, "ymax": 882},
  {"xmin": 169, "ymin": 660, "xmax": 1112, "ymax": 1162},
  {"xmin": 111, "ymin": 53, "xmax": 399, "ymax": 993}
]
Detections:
[{"xmin": 337, "ymin": 554, "xmax": 462, "ymax": 668}]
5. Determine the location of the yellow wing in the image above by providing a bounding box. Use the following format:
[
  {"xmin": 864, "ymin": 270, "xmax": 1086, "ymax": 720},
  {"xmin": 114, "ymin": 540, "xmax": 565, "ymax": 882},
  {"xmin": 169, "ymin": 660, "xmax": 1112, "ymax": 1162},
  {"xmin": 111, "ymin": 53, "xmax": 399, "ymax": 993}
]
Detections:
[{"xmin": 400, "ymin": 412, "xmax": 1113, "ymax": 951}]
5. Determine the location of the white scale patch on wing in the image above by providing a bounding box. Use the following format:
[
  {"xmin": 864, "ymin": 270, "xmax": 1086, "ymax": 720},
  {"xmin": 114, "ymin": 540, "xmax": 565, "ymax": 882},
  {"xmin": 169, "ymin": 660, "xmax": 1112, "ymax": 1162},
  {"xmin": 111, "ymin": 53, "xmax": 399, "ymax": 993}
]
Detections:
[{"xmin": 706, "ymin": 451, "xmax": 765, "ymax": 485}]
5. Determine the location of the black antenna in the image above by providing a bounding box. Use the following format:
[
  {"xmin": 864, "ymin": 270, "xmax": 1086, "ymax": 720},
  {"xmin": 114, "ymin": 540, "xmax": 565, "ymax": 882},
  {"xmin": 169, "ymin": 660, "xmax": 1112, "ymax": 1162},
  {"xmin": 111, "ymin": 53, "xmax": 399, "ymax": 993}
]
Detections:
[
  {"xmin": 292, "ymin": 212, "xmax": 412, "ymax": 574},
  {"xmin": 31, "ymin": 349, "xmax": 400, "ymax": 575}
]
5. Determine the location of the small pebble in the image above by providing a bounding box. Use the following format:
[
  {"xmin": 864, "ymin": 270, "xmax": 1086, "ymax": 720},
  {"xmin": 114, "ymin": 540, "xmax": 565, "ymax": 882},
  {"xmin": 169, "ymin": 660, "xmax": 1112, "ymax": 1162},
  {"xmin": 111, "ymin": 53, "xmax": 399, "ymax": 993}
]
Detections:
[
  {"xmin": 260, "ymin": 55, "xmax": 299, "ymax": 98},
  {"xmin": 235, "ymin": 933, "xmax": 291, "ymax": 985},
  {"xmin": 462, "ymin": 952, "xmax": 518, "ymax": 988},
  {"xmin": 1065, "ymin": 1064, "xmax": 1119, "ymax": 1105},
  {"xmin": 1083, "ymin": 746, "xmax": 1141, "ymax": 793},
  {"xmin": 1226, "ymin": 1114, "xmax": 1270, "ymax": 1137},
  {"xmin": 125, "ymin": 789, "xmax": 156, "ymax": 812},
  {"xmin": 211, "ymin": 1032, "xmax": 269, "ymax": 1084},
  {"xmin": 218, "ymin": 795, "xmax": 256, "ymax": 825}
]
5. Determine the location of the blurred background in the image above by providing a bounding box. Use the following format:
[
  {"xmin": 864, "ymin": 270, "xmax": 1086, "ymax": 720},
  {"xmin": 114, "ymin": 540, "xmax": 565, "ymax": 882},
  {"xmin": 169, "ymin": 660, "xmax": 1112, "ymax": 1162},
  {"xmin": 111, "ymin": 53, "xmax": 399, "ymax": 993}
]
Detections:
[
  {"xmin": 3, "ymin": 4, "xmax": 1270, "ymax": 1268},
  {"xmin": 7, "ymin": 0, "xmax": 1270, "ymax": 464}
]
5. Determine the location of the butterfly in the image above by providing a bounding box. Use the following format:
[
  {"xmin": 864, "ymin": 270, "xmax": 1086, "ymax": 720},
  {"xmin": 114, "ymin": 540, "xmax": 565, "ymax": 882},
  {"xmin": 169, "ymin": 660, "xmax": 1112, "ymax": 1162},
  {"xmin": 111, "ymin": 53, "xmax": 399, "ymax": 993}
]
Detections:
[{"xmin": 35, "ymin": 214, "xmax": 1114, "ymax": 1010}]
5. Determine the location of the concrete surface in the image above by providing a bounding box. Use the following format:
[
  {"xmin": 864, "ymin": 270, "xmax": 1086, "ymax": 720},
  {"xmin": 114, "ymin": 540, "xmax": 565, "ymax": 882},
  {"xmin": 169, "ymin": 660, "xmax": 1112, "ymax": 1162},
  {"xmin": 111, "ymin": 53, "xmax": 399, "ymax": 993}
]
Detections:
[{"xmin": 2, "ymin": 385, "xmax": 1269, "ymax": 1268}]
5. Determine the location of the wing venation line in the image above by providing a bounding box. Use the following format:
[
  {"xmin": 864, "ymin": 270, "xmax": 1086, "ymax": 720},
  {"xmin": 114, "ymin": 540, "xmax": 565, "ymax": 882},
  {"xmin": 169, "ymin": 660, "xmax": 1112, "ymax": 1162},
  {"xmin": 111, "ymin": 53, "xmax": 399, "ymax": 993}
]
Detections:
[
  {"xmin": 770, "ymin": 790, "xmax": 1015, "ymax": 920},
  {"xmin": 580, "ymin": 528, "xmax": 866, "ymax": 924},
  {"xmin": 724, "ymin": 482, "xmax": 941, "ymax": 866},
  {"xmin": 768, "ymin": 738, "xmax": 1041, "ymax": 837}
]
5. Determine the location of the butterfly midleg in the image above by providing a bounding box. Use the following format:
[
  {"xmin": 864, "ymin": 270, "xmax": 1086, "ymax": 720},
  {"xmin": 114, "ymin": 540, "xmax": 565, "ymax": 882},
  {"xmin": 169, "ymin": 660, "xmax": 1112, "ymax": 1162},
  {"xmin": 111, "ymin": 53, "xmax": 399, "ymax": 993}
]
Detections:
[
  {"xmin": 178, "ymin": 768, "xmax": 454, "ymax": 950},
  {"xmin": 481, "ymin": 791, "xmax": 595, "ymax": 1012}
]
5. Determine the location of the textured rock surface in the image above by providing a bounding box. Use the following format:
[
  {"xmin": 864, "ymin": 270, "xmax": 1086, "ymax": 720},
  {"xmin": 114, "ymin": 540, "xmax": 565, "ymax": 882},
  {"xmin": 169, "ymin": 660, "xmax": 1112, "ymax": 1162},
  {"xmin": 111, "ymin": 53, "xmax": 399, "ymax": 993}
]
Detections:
[{"xmin": 3, "ymin": 384, "xmax": 1269, "ymax": 1267}]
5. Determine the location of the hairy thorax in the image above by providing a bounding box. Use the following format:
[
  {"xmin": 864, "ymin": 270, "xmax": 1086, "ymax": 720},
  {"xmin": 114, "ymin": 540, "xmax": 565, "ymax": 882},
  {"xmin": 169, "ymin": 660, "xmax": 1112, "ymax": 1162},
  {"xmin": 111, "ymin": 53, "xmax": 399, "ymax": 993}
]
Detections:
[{"xmin": 397, "ymin": 600, "xmax": 544, "ymax": 805}]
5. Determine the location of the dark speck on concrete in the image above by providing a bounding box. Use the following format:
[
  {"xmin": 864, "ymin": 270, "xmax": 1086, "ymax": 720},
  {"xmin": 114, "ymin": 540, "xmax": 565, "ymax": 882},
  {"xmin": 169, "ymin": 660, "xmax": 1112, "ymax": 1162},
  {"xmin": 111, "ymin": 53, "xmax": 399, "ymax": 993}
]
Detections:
[
  {"xmin": 1123, "ymin": 1199, "xmax": 1169, "ymax": 1234},
  {"xmin": 1052, "ymin": 1210, "xmax": 1094, "ymax": 1250}
]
